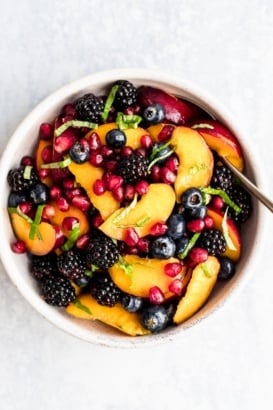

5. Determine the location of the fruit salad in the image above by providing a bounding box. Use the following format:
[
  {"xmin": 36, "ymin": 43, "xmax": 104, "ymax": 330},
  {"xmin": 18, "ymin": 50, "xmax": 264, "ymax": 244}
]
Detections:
[{"xmin": 7, "ymin": 80, "xmax": 252, "ymax": 336}]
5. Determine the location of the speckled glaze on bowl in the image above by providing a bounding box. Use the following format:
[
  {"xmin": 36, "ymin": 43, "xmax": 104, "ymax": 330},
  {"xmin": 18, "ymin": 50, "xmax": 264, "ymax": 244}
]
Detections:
[{"xmin": 0, "ymin": 69, "xmax": 266, "ymax": 348}]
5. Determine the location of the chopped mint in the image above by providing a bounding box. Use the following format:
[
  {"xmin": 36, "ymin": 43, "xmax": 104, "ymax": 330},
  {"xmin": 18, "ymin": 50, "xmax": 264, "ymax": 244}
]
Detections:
[
  {"xmin": 178, "ymin": 232, "xmax": 201, "ymax": 259},
  {"xmin": 54, "ymin": 120, "xmax": 98, "ymax": 137},
  {"xmin": 189, "ymin": 163, "xmax": 208, "ymax": 175},
  {"xmin": 112, "ymin": 194, "xmax": 138, "ymax": 225},
  {"xmin": 135, "ymin": 215, "xmax": 151, "ymax": 227},
  {"xmin": 73, "ymin": 299, "xmax": 93, "ymax": 316},
  {"xmin": 201, "ymin": 264, "xmax": 212, "ymax": 278},
  {"xmin": 61, "ymin": 223, "xmax": 80, "ymax": 251},
  {"xmin": 41, "ymin": 156, "xmax": 72, "ymax": 169},
  {"xmin": 29, "ymin": 205, "xmax": 45, "ymax": 240},
  {"xmin": 116, "ymin": 112, "xmax": 142, "ymax": 130},
  {"xmin": 148, "ymin": 141, "xmax": 176, "ymax": 172},
  {"xmin": 201, "ymin": 186, "xmax": 241, "ymax": 213},
  {"xmin": 8, "ymin": 207, "xmax": 34, "ymax": 224},
  {"xmin": 117, "ymin": 257, "xmax": 133, "ymax": 279},
  {"xmin": 23, "ymin": 165, "xmax": 32, "ymax": 180},
  {"xmin": 101, "ymin": 84, "xmax": 119, "ymax": 122},
  {"xmin": 222, "ymin": 207, "xmax": 236, "ymax": 251},
  {"xmin": 191, "ymin": 123, "xmax": 214, "ymax": 130}
]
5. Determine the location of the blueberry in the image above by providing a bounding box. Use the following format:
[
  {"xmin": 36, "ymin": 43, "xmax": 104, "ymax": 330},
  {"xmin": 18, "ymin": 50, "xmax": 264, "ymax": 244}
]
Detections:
[
  {"xmin": 73, "ymin": 274, "xmax": 91, "ymax": 287},
  {"xmin": 150, "ymin": 236, "xmax": 176, "ymax": 259},
  {"xmin": 69, "ymin": 141, "xmax": 90, "ymax": 163},
  {"xmin": 8, "ymin": 191, "xmax": 28, "ymax": 207},
  {"xmin": 218, "ymin": 257, "xmax": 236, "ymax": 280},
  {"xmin": 188, "ymin": 205, "xmax": 207, "ymax": 219},
  {"xmin": 141, "ymin": 305, "xmax": 169, "ymax": 333},
  {"xmin": 106, "ymin": 129, "xmax": 127, "ymax": 148},
  {"xmin": 181, "ymin": 188, "xmax": 203, "ymax": 211},
  {"xmin": 167, "ymin": 213, "xmax": 186, "ymax": 240},
  {"xmin": 121, "ymin": 294, "xmax": 144, "ymax": 312},
  {"xmin": 30, "ymin": 183, "xmax": 49, "ymax": 204},
  {"xmin": 143, "ymin": 104, "xmax": 165, "ymax": 125},
  {"xmin": 175, "ymin": 237, "xmax": 189, "ymax": 256}
]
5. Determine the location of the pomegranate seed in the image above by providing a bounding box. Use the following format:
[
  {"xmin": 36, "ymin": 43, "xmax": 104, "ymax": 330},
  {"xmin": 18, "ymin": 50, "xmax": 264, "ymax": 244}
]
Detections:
[
  {"xmin": 211, "ymin": 196, "xmax": 225, "ymax": 210},
  {"xmin": 112, "ymin": 186, "xmax": 124, "ymax": 202},
  {"xmin": 187, "ymin": 219, "xmax": 205, "ymax": 232},
  {"xmin": 169, "ymin": 279, "xmax": 183, "ymax": 296},
  {"xmin": 135, "ymin": 148, "xmax": 147, "ymax": 157},
  {"xmin": 42, "ymin": 205, "xmax": 55, "ymax": 219},
  {"xmin": 89, "ymin": 150, "xmax": 104, "ymax": 166},
  {"xmin": 189, "ymin": 247, "xmax": 208, "ymax": 264},
  {"xmin": 126, "ymin": 246, "xmax": 139, "ymax": 255},
  {"xmin": 18, "ymin": 202, "xmax": 33, "ymax": 214},
  {"xmin": 62, "ymin": 216, "xmax": 79, "ymax": 231},
  {"xmin": 11, "ymin": 240, "xmax": 26, "ymax": 254},
  {"xmin": 62, "ymin": 178, "xmax": 75, "ymax": 190},
  {"xmin": 164, "ymin": 262, "xmax": 183, "ymax": 277},
  {"xmin": 137, "ymin": 238, "xmax": 150, "ymax": 253},
  {"xmin": 150, "ymin": 165, "xmax": 161, "ymax": 182},
  {"xmin": 53, "ymin": 225, "xmax": 66, "ymax": 248},
  {"xmin": 41, "ymin": 146, "xmax": 53, "ymax": 163},
  {"xmin": 204, "ymin": 215, "xmax": 214, "ymax": 229},
  {"xmin": 107, "ymin": 175, "xmax": 124, "ymax": 191},
  {"xmin": 165, "ymin": 155, "xmax": 179, "ymax": 172},
  {"xmin": 100, "ymin": 145, "xmax": 113, "ymax": 158},
  {"xmin": 39, "ymin": 168, "xmax": 51, "ymax": 180},
  {"xmin": 124, "ymin": 184, "xmax": 135, "ymax": 200},
  {"xmin": 161, "ymin": 167, "xmax": 176, "ymax": 184},
  {"xmin": 120, "ymin": 146, "xmax": 133, "ymax": 157},
  {"xmin": 104, "ymin": 160, "xmax": 117, "ymax": 171},
  {"xmin": 135, "ymin": 180, "xmax": 149, "ymax": 196},
  {"xmin": 54, "ymin": 133, "xmax": 76, "ymax": 154},
  {"xmin": 61, "ymin": 103, "xmax": 76, "ymax": 118},
  {"xmin": 72, "ymin": 195, "xmax": 91, "ymax": 211},
  {"xmin": 88, "ymin": 132, "xmax": 101, "ymax": 150},
  {"xmin": 92, "ymin": 213, "xmax": 103, "ymax": 228},
  {"xmin": 93, "ymin": 179, "xmax": 106, "ymax": 195},
  {"xmin": 149, "ymin": 286, "xmax": 165, "ymax": 304},
  {"xmin": 20, "ymin": 156, "xmax": 34, "ymax": 166},
  {"xmin": 50, "ymin": 186, "xmax": 62, "ymax": 199},
  {"xmin": 39, "ymin": 123, "xmax": 53, "ymax": 140},
  {"xmin": 124, "ymin": 227, "xmax": 139, "ymax": 246},
  {"xmin": 124, "ymin": 105, "xmax": 140, "ymax": 115},
  {"xmin": 65, "ymin": 188, "xmax": 82, "ymax": 201},
  {"xmin": 102, "ymin": 171, "xmax": 112, "ymax": 184},
  {"xmin": 56, "ymin": 196, "xmax": 70, "ymax": 211},
  {"xmin": 140, "ymin": 134, "xmax": 153, "ymax": 149},
  {"xmin": 76, "ymin": 234, "xmax": 90, "ymax": 249},
  {"xmin": 158, "ymin": 125, "xmax": 175, "ymax": 142},
  {"xmin": 150, "ymin": 222, "xmax": 168, "ymax": 236}
]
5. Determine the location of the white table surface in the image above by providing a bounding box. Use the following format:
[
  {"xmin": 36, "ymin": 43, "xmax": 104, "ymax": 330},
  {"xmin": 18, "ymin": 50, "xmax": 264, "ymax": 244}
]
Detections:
[{"xmin": 1, "ymin": 1, "xmax": 273, "ymax": 409}]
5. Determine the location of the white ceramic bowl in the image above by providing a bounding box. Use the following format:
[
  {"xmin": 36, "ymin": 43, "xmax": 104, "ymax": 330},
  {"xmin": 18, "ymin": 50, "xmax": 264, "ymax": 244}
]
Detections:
[{"xmin": 0, "ymin": 68, "xmax": 266, "ymax": 348}]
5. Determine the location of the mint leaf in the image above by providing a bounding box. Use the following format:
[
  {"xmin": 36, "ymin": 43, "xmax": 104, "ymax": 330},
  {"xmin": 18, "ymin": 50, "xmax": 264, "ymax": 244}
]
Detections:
[
  {"xmin": 101, "ymin": 85, "xmax": 119, "ymax": 122},
  {"xmin": 41, "ymin": 156, "xmax": 71, "ymax": 169},
  {"xmin": 73, "ymin": 299, "xmax": 93, "ymax": 316},
  {"xmin": 201, "ymin": 186, "xmax": 241, "ymax": 213},
  {"xmin": 61, "ymin": 223, "xmax": 80, "ymax": 251},
  {"xmin": 178, "ymin": 232, "xmax": 201, "ymax": 259},
  {"xmin": 116, "ymin": 112, "xmax": 142, "ymax": 130},
  {"xmin": 54, "ymin": 120, "xmax": 98, "ymax": 137}
]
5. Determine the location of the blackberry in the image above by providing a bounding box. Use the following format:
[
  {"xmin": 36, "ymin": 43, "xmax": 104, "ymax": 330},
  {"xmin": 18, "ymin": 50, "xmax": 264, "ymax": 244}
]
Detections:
[
  {"xmin": 89, "ymin": 272, "xmax": 122, "ymax": 307},
  {"xmin": 116, "ymin": 154, "xmax": 149, "ymax": 183},
  {"xmin": 74, "ymin": 93, "xmax": 104, "ymax": 123},
  {"xmin": 41, "ymin": 276, "xmax": 76, "ymax": 307},
  {"xmin": 211, "ymin": 164, "xmax": 234, "ymax": 191},
  {"xmin": 227, "ymin": 184, "xmax": 252, "ymax": 224},
  {"xmin": 113, "ymin": 80, "xmax": 137, "ymax": 110},
  {"xmin": 197, "ymin": 229, "xmax": 226, "ymax": 256},
  {"xmin": 7, "ymin": 166, "xmax": 39, "ymax": 193},
  {"xmin": 57, "ymin": 249, "xmax": 87, "ymax": 281},
  {"xmin": 86, "ymin": 234, "xmax": 119, "ymax": 269},
  {"xmin": 30, "ymin": 253, "xmax": 57, "ymax": 281}
]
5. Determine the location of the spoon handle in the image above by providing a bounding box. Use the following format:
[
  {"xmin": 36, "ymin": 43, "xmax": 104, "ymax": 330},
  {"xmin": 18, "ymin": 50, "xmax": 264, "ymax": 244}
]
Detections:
[{"xmin": 221, "ymin": 157, "xmax": 273, "ymax": 213}]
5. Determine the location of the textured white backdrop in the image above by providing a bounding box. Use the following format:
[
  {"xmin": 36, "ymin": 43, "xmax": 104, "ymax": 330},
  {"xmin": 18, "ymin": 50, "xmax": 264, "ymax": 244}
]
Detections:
[{"xmin": 1, "ymin": 1, "xmax": 273, "ymax": 409}]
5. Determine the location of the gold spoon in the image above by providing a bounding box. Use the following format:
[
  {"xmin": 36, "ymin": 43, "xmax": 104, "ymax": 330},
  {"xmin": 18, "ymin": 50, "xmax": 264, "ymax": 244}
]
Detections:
[{"xmin": 221, "ymin": 157, "xmax": 273, "ymax": 213}]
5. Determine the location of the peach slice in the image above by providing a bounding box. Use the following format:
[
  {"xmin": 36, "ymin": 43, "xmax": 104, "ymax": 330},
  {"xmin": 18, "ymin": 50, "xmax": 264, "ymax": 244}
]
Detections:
[
  {"xmin": 68, "ymin": 161, "xmax": 119, "ymax": 220},
  {"xmin": 35, "ymin": 139, "xmax": 53, "ymax": 186},
  {"xmin": 191, "ymin": 119, "xmax": 244, "ymax": 171},
  {"xmin": 85, "ymin": 123, "xmax": 148, "ymax": 149},
  {"xmin": 66, "ymin": 294, "xmax": 150, "ymax": 336},
  {"xmin": 10, "ymin": 213, "xmax": 56, "ymax": 256},
  {"xmin": 173, "ymin": 255, "xmax": 220, "ymax": 324},
  {"xmin": 99, "ymin": 183, "xmax": 176, "ymax": 239},
  {"xmin": 109, "ymin": 254, "xmax": 185, "ymax": 299},
  {"xmin": 207, "ymin": 207, "xmax": 241, "ymax": 261},
  {"xmin": 170, "ymin": 126, "xmax": 214, "ymax": 201},
  {"xmin": 137, "ymin": 86, "xmax": 204, "ymax": 124},
  {"xmin": 48, "ymin": 201, "xmax": 89, "ymax": 238}
]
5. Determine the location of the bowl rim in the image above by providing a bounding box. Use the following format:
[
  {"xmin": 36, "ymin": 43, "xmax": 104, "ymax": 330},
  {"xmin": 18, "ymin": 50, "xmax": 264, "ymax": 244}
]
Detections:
[{"xmin": 0, "ymin": 68, "xmax": 267, "ymax": 348}]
